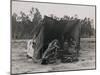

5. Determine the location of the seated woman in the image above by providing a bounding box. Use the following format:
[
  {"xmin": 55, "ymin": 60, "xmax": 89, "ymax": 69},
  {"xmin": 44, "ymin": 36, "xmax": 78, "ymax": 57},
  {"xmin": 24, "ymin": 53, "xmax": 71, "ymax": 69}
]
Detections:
[{"xmin": 41, "ymin": 39, "xmax": 60, "ymax": 64}]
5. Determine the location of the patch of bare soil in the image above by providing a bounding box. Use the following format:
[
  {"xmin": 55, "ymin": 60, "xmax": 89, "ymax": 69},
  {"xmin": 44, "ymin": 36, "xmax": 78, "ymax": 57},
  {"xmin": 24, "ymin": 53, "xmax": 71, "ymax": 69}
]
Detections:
[{"xmin": 11, "ymin": 38, "xmax": 96, "ymax": 74}]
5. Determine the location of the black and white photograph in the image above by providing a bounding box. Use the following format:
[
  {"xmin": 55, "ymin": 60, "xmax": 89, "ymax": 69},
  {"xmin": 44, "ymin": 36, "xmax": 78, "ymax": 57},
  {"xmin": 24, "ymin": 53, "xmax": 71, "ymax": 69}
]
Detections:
[{"xmin": 11, "ymin": 0, "xmax": 96, "ymax": 74}]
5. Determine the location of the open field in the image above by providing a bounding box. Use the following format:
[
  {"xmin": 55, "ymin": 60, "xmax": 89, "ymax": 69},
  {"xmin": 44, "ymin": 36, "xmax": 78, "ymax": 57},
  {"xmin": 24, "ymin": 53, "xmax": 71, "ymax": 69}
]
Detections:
[{"xmin": 11, "ymin": 38, "xmax": 96, "ymax": 74}]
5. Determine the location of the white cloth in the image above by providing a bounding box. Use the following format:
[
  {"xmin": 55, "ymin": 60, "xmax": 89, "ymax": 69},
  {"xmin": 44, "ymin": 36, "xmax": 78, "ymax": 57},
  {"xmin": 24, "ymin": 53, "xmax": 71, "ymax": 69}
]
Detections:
[{"xmin": 27, "ymin": 40, "xmax": 34, "ymax": 58}]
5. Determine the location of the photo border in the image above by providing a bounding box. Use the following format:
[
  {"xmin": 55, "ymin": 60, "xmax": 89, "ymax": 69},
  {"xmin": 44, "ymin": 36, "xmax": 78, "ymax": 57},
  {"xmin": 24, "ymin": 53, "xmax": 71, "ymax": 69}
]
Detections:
[{"xmin": 10, "ymin": 0, "xmax": 96, "ymax": 74}]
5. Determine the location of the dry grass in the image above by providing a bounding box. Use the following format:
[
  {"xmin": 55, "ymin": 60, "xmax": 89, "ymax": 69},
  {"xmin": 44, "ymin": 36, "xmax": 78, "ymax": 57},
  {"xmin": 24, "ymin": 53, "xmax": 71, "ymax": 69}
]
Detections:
[{"xmin": 11, "ymin": 38, "xmax": 96, "ymax": 74}]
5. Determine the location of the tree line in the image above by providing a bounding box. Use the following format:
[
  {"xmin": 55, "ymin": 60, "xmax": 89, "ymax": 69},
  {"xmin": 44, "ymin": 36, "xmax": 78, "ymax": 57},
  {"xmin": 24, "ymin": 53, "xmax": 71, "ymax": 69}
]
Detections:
[{"xmin": 12, "ymin": 7, "xmax": 95, "ymax": 39}]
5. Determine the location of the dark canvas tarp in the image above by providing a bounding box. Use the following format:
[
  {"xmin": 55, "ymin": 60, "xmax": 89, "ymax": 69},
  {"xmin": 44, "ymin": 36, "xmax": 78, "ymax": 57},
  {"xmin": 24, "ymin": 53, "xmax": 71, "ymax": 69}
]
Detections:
[
  {"xmin": 32, "ymin": 26, "xmax": 44, "ymax": 62},
  {"xmin": 32, "ymin": 16, "xmax": 81, "ymax": 63}
]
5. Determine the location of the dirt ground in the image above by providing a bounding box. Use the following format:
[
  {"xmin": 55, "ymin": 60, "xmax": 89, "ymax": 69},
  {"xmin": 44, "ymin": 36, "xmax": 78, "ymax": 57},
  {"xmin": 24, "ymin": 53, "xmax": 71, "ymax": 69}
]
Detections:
[{"xmin": 11, "ymin": 38, "xmax": 96, "ymax": 74}]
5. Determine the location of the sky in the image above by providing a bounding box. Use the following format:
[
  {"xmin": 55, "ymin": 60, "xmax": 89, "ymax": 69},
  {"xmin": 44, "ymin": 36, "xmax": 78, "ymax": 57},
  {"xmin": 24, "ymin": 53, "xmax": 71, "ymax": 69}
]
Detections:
[{"xmin": 12, "ymin": 1, "xmax": 95, "ymax": 27}]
